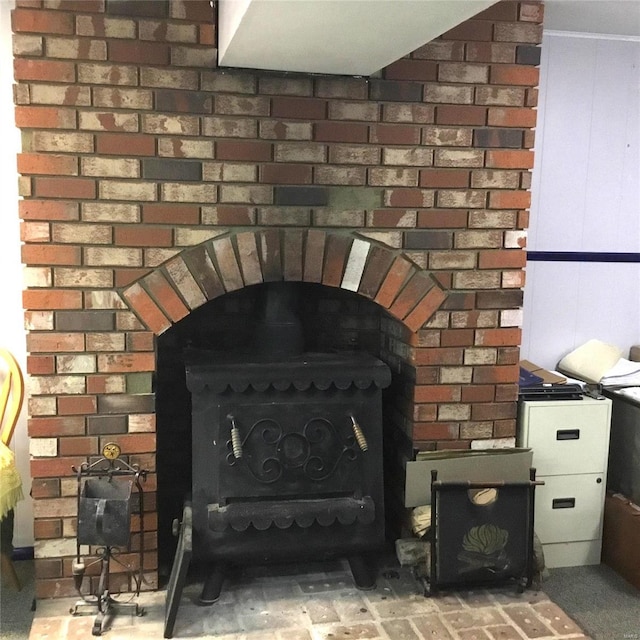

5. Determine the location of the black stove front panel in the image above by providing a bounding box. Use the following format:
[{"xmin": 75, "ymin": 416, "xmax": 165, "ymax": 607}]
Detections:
[{"xmin": 185, "ymin": 352, "xmax": 390, "ymax": 565}]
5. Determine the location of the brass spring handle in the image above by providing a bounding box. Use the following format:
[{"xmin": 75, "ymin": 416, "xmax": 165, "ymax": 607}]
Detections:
[
  {"xmin": 350, "ymin": 415, "xmax": 368, "ymax": 452},
  {"xmin": 230, "ymin": 416, "xmax": 243, "ymax": 459}
]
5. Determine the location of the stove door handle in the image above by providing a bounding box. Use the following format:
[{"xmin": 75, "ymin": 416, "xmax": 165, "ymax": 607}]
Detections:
[
  {"xmin": 350, "ymin": 415, "xmax": 368, "ymax": 452},
  {"xmin": 229, "ymin": 416, "xmax": 243, "ymax": 459}
]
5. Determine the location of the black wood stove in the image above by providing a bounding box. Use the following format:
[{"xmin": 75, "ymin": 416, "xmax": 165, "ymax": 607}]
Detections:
[
  {"xmin": 165, "ymin": 283, "xmax": 392, "ymax": 610},
  {"xmin": 183, "ymin": 349, "xmax": 391, "ymax": 603}
]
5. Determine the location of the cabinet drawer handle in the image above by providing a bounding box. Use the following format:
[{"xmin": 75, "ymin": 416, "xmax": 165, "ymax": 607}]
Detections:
[
  {"xmin": 552, "ymin": 497, "xmax": 576, "ymax": 509},
  {"xmin": 556, "ymin": 429, "xmax": 580, "ymax": 440}
]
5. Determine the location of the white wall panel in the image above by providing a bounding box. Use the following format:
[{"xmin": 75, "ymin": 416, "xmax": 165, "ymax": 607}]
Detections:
[{"xmin": 522, "ymin": 32, "xmax": 640, "ymax": 367}]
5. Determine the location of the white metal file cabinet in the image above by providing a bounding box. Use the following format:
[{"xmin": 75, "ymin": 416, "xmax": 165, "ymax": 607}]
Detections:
[{"xmin": 517, "ymin": 398, "xmax": 612, "ymax": 568}]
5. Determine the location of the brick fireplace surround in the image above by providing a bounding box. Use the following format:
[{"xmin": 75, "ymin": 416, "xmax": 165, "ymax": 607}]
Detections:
[{"xmin": 12, "ymin": 0, "xmax": 542, "ymax": 599}]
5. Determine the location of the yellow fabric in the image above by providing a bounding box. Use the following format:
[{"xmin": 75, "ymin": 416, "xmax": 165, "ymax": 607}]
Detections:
[{"xmin": 0, "ymin": 441, "xmax": 23, "ymax": 520}]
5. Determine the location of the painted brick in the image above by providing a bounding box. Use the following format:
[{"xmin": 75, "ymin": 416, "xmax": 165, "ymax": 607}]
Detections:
[
  {"xmin": 14, "ymin": 58, "xmax": 75, "ymax": 82},
  {"xmin": 439, "ymin": 62, "xmax": 489, "ymax": 84},
  {"xmin": 93, "ymin": 87, "xmax": 153, "ymax": 110},
  {"xmin": 32, "ymin": 131, "xmax": 93, "ymax": 153},
  {"xmin": 51, "ymin": 223, "xmax": 111, "ymax": 245},
  {"xmin": 453, "ymin": 271, "xmax": 501, "ymax": 289},
  {"xmin": 201, "ymin": 205, "xmax": 254, "ymax": 226},
  {"xmin": 84, "ymin": 246, "xmax": 142, "ymax": 267},
  {"xmin": 384, "ymin": 59, "xmax": 437, "ymax": 82},
  {"xmin": 314, "ymin": 166, "xmax": 366, "ymax": 186},
  {"xmin": 81, "ymin": 157, "xmax": 139, "ymax": 178},
  {"xmin": 165, "ymin": 256, "xmax": 207, "ymax": 308},
  {"xmin": 158, "ymin": 138, "xmax": 213, "ymax": 159},
  {"xmin": 470, "ymin": 169, "xmax": 519, "ymax": 189},
  {"xmin": 212, "ymin": 236, "xmax": 244, "ymax": 292},
  {"xmin": 274, "ymin": 143, "xmax": 326, "ymax": 163},
  {"xmin": 82, "ymin": 203, "xmax": 139, "ymax": 223},
  {"xmin": 382, "ymin": 103, "xmax": 434, "ymax": 123},
  {"xmin": 466, "ymin": 42, "xmax": 516, "ymax": 64},
  {"xmin": 328, "ymin": 101, "xmax": 379, "ymax": 121},
  {"xmin": 314, "ymin": 210, "xmax": 365, "ymax": 227},
  {"xmin": 259, "ymin": 120, "xmax": 312, "ymax": 140},
  {"xmin": 86, "ymin": 333, "xmax": 126, "ymax": 352},
  {"xmin": 96, "ymin": 133, "xmax": 156, "ymax": 156},
  {"xmin": 414, "ymin": 40, "xmax": 464, "ymax": 60},
  {"xmin": 204, "ymin": 162, "xmax": 256, "ymax": 182},
  {"xmin": 235, "ymin": 232, "xmax": 263, "ymax": 286},
  {"xmin": 424, "ymin": 127, "xmax": 473, "ymax": 147},
  {"xmin": 219, "ymin": 185, "xmax": 270, "ymax": 204},
  {"xmin": 494, "ymin": 22, "xmax": 542, "ymax": 44},
  {"xmin": 215, "ymin": 95, "xmax": 269, "ymax": 117},
  {"xmin": 76, "ymin": 15, "xmax": 137, "ymax": 38},
  {"xmin": 142, "ymin": 113, "xmax": 199, "ymax": 135},
  {"xmin": 202, "ymin": 116, "xmax": 258, "ymax": 139},
  {"xmin": 381, "ymin": 149, "xmax": 432, "ymax": 169},
  {"xmin": 259, "ymin": 228, "xmax": 283, "ymax": 282},
  {"xmin": 46, "ymin": 36, "xmax": 107, "ymax": 60},
  {"xmin": 368, "ymin": 168, "xmax": 418, "ymax": 187},
  {"xmin": 170, "ymin": 45, "xmax": 216, "ymax": 68},
  {"xmin": 29, "ymin": 84, "xmax": 91, "ymax": 106},
  {"xmin": 140, "ymin": 67, "xmax": 198, "ymax": 90},
  {"xmin": 437, "ymin": 189, "xmax": 486, "ymax": 209},
  {"xmin": 77, "ymin": 62, "xmax": 138, "ymax": 86},
  {"xmin": 433, "ymin": 149, "xmax": 484, "ymax": 168},
  {"xmin": 502, "ymin": 270, "xmax": 526, "ymax": 288},
  {"xmin": 201, "ymin": 71, "xmax": 255, "ymax": 94},
  {"xmin": 424, "ymin": 84, "xmax": 474, "ymax": 104},
  {"xmin": 13, "ymin": 33, "xmax": 43, "ymax": 56},
  {"xmin": 329, "ymin": 145, "xmax": 380, "ymax": 165},
  {"xmin": 99, "ymin": 181, "xmax": 157, "ymax": 202},
  {"xmin": 476, "ymin": 88, "xmax": 525, "ymax": 110}
]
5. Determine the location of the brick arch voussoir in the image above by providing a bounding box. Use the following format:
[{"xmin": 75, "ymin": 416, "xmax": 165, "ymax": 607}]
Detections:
[{"xmin": 120, "ymin": 228, "xmax": 448, "ymax": 335}]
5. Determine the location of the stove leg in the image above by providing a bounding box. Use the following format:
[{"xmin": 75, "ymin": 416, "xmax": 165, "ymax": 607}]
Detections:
[
  {"xmin": 199, "ymin": 564, "xmax": 226, "ymax": 605},
  {"xmin": 348, "ymin": 555, "xmax": 376, "ymax": 590}
]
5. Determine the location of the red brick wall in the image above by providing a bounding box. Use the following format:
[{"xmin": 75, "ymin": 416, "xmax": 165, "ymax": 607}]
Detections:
[{"xmin": 12, "ymin": 0, "xmax": 542, "ymax": 597}]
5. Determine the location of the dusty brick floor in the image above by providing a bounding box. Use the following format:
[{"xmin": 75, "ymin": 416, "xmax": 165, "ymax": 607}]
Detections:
[{"xmin": 28, "ymin": 557, "xmax": 588, "ymax": 639}]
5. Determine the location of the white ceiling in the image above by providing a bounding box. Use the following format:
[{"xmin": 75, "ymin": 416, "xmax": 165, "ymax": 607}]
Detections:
[
  {"xmin": 217, "ymin": 0, "xmax": 640, "ymax": 77},
  {"xmin": 544, "ymin": 1, "xmax": 640, "ymax": 37}
]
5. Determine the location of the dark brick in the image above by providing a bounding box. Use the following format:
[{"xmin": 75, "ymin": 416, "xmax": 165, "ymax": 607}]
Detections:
[
  {"xmin": 182, "ymin": 245, "xmax": 225, "ymax": 300},
  {"xmin": 142, "ymin": 159, "xmax": 202, "ymax": 181},
  {"xmin": 404, "ymin": 231, "xmax": 453, "ymax": 250},
  {"xmin": 106, "ymin": 0, "xmax": 168, "ymax": 18},
  {"xmin": 55, "ymin": 311, "xmax": 115, "ymax": 331},
  {"xmin": 358, "ymin": 246, "xmax": 394, "ymax": 298},
  {"xmin": 274, "ymin": 186, "xmax": 328, "ymax": 206},
  {"xmin": 516, "ymin": 45, "xmax": 542, "ymax": 66},
  {"xmin": 477, "ymin": 290, "xmax": 524, "ymax": 309},
  {"xmin": 97, "ymin": 394, "xmax": 155, "ymax": 415},
  {"xmin": 442, "ymin": 292, "xmax": 475, "ymax": 310},
  {"xmin": 87, "ymin": 415, "xmax": 128, "ymax": 435},
  {"xmin": 474, "ymin": 128, "xmax": 523, "ymax": 148},
  {"xmin": 368, "ymin": 80, "xmax": 423, "ymax": 103},
  {"xmin": 155, "ymin": 90, "xmax": 212, "ymax": 114}
]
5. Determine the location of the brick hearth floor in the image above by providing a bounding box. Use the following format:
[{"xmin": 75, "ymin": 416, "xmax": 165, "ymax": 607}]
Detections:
[{"xmin": 28, "ymin": 556, "xmax": 588, "ymax": 640}]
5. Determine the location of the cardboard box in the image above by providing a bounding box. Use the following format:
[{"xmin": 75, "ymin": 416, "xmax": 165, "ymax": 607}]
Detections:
[
  {"xmin": 520, "ymin": 360, "xmax": 566, "ymax": 385},
  {"xmin": 404, "ymin": 448, "xmax": 533, "ymax": 507},
  {"xmin": 602, "ymin": 492, "xmax": 640, "ymax": 590}
]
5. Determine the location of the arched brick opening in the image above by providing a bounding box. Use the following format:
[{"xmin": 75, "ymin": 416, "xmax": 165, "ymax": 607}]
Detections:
[{"xmin": 121, "ymin": 228, "xmax": 448, "ymax": 337}]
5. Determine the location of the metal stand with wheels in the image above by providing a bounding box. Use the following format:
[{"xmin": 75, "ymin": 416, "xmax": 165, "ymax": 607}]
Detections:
[{"xmin": 70, "ymin": 443, "xmax": 147, "ymax": 636}]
